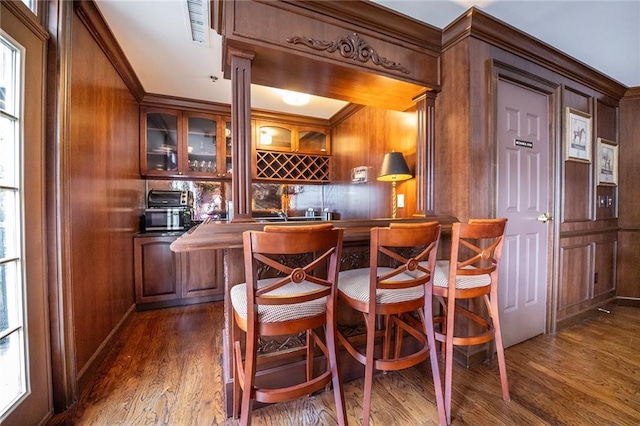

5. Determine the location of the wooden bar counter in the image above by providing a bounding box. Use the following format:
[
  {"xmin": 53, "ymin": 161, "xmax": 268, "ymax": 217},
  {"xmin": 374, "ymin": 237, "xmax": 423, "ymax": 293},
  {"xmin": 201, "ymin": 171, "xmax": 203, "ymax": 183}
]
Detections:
[{"xmin": 170, "ymin": 216, "xmax": 457, "ymax": 416}]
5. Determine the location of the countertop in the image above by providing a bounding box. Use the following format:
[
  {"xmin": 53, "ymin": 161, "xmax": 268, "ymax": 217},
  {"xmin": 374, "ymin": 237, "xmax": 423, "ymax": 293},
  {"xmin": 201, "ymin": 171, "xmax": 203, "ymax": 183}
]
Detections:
[{"xmin": 169, "ymin": 216, "xmax": 458, "ymax": 252}]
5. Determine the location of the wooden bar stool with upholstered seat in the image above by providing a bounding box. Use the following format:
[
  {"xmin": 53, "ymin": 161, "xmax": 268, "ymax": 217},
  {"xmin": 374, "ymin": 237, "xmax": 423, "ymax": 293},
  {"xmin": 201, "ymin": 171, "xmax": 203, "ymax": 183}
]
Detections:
[
  {"xmin": 337, "ymin": 221, "xmax": 447, "ymax": 426},
  {"xmin": 230, "ymin": 223, "xmax": 347, "ymax": 426},
  {"xmin": 432, "ymin": 218, "xmax": 510, "ymax": 424}
]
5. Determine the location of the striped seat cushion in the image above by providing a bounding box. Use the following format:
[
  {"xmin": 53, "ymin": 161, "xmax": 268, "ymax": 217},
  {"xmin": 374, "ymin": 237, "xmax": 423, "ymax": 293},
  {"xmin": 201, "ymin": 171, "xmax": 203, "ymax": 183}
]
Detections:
[
  {"xmin": 433, "ymin": 260, "xmax": 492, "ymax": 289},
  {"xmin": 338, "ymin": 267, "xmax": 425, "ymax": 305},
  {"xmin": 230, "ymin": 277, "xmax": 328, "ymax": 323}
]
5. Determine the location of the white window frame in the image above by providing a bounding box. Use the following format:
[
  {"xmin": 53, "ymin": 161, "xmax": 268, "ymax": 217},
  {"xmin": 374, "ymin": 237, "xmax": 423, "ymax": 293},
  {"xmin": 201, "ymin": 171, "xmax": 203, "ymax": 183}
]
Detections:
[{"xmin": 0, "ymin": 31, "xmax": 28, "ymax": 419}]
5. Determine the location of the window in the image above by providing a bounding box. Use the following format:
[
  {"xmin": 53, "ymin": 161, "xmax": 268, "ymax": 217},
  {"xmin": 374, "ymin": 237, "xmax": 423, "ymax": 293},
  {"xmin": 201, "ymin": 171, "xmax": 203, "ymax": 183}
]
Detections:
[
  {"xmin": 21, "ymin": 0, "xmax": 36, "ymax": 14},
  {"xmin": 0, "ymin": 34, "xmax": 26, "ymax": 417}
]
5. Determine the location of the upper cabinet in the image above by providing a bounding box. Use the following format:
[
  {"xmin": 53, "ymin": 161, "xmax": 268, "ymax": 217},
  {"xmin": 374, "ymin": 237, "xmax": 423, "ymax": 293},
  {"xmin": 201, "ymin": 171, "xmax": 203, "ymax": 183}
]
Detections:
[
  {"xmin": 141, "ymin": 107, "xmax": 181, "ymax": 176},
  {"xmin": 253, "ymin": 119, "xmax": 331, "ymax": 182},
  {"xmin": 140, "ymin": 106, "xmax": 232, "ymax": 178},
  {"xmin": 184, "ymin": 112, "xmax": 232, "ymax": 178},
  {"xmin": 255, "ymin": 121, "xmax": 330, "ymax": 155}
]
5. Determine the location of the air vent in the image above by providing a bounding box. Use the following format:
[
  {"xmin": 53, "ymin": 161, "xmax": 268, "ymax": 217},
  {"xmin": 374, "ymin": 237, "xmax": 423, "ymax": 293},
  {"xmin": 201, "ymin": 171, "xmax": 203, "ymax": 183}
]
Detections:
[{"xmin": 184, "ymin": 0, "xmax": 209, "ymax": 46}]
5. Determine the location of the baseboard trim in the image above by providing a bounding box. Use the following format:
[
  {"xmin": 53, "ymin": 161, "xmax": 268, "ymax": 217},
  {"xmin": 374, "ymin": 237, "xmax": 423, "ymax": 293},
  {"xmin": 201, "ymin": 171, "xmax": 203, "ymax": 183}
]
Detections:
[{"xmin": 616, "ymin": 297, "xmax": 640, "ymax": 307}]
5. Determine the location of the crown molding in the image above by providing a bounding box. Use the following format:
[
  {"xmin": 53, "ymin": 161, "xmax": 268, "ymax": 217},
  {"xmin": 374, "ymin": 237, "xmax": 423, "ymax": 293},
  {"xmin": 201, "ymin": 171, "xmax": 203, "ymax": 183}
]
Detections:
[{"xmin": 443, "ymin": 7, "xmax": 627, "ymax": 100}]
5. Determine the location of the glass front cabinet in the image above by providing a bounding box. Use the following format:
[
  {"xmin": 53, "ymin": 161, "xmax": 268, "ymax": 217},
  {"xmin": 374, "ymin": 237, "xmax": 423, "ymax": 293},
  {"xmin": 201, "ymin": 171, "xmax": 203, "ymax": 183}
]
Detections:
[
  {"xmin": 255, "ymin": 120, "xmax": 330, "ymax": 155},
  {"xmin": 140, "ymin": 106, "xmax": 232, "ymax": 178},
  {"xmin": 184, "ymin": 112, "xmax": 232, "ymax": 178}
]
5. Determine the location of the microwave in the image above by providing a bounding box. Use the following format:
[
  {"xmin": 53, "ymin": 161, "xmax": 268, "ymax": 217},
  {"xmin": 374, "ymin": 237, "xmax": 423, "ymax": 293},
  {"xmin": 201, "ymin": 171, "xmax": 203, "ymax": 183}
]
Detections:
[{"xmin": 144, "ymin": 208, "xmax": 192, "ymax": 232}]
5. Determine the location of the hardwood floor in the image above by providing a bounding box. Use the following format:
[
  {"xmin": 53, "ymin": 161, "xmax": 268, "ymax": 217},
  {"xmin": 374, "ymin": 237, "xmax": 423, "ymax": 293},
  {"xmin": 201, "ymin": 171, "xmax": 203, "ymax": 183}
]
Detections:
[{"xmin": 47, "ymin": 303, "xmax": 640, "ymax": 425}]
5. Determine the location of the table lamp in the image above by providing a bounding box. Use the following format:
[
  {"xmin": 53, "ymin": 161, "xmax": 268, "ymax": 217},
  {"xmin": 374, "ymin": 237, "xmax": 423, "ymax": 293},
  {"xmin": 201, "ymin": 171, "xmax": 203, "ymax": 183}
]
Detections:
[{"xmin": 377, "ymin": 151, "xmax": 412, "ymax": 218}]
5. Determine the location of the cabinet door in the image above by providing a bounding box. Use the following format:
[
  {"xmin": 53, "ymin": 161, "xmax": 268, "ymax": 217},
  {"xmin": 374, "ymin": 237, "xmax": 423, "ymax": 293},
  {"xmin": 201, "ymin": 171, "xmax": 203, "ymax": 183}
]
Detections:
[
  {"xmin": 298, "ymin": 127, "xmax": 330, "ymax": 155},
  {"xmin": 185, "ymin": 112, "xmax": 221, "ymax": 177},
  {"xmin": 222, "ymin": 120, "xmax": 232, "ymax": 177},
  {"xmin": 594, "ymin": 237, "xmax": 617, "ymax": 298},
  {"xmin": 134, "ymin": 236, "xmax": 180, "ymax": 303},
  {"xmin": 140, "ymin": 107, "xmax": 182, "ymax": 177},
  {"xmin": 255, "ymin": 121, "xmax": 330, "ymax": 155},
  {"xmin": 181, "ymin": 249, "xmax": 224, "ymax": 298},
  {"xmin": 255, "ymin": 122, "xmax": 294, "ymax": 152}
]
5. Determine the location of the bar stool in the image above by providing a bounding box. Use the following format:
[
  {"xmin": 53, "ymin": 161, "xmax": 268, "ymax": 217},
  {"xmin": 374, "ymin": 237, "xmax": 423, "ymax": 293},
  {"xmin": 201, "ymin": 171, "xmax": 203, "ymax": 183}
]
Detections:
[
  {"xmin": 230, "ymin": 224, "xmax": 347, "ymax": 426},
  {"xmin": 432, "ymin": 218, "xmax": 510, "ymax": 424},
  {"xmin": 337, "ymin": 222, "xmax": 447, "ymax": 426}
]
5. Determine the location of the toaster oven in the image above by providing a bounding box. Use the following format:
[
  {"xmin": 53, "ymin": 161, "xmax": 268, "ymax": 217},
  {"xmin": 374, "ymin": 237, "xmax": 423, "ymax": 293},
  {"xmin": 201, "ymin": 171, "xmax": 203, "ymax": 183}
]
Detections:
[{"xmin": 147, "ymin": 189, "xmax": 194, "ymax": 208}]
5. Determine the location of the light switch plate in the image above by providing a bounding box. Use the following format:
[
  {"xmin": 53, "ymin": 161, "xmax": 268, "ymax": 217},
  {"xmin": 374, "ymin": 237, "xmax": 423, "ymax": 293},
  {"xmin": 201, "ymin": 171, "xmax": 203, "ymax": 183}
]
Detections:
[{"xmin": 397, "ymin": 194, "xmax": 405, "ymax": 208}]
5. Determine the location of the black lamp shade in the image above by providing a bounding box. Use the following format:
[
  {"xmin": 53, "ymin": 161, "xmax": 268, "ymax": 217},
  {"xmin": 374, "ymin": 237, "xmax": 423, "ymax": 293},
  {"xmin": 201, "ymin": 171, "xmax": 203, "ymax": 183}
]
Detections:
[{"xmin": 377, "ymin": 151, "xmax": 412, "ymax": 182}]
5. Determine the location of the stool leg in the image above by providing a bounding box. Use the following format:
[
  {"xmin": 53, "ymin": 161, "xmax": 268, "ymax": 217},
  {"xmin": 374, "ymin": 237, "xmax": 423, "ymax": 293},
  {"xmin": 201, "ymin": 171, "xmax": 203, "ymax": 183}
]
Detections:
[
  {"xmin": 240, "ymin": 327, "xmax": 258, "ymax": 426},
  {"xmin": 488, "ymin": 292, "xmax": 510, "ymax": 401},
  {"xmin": 233, "ymin": 341, "xmax": 242, "ymax": 419},
  {"xmin": 443, "ymin": 292, "xmax": 456, "ymax": 425},
  {"xmin": 232, "ymin": 319, "xmax": 242, "ymax": 419},
  {"xmin": 425, "ymin": 295, "xmax": 448, "ymax": 425},
  {"xmin": 306, "ymin": 329, "xmax": 313, "ymax": 387},
  {"xmin": 362, "ymin": 311, "xmax": 376, "ymax": 426},
  {"xmin": 325, "ymin": 310, "xmax": 347, "ymax": 425},
  {"xmin": 383, "ymin": 315, "xmax": 392, "ymax": 360}
]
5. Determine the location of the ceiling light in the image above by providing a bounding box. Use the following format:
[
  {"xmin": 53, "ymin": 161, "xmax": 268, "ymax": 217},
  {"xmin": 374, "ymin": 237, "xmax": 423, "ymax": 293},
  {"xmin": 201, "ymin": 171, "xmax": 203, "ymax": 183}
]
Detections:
[{"xmin": 280, "ymin": 90, "xmax": 311, "ymax": 106}]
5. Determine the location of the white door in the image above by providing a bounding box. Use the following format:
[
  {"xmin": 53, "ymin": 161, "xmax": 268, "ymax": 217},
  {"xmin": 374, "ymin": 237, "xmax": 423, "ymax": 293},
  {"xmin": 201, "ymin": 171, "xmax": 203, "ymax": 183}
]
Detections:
[{"xmin": 496, "ymin": 78, "xmax": 551, "ymax": 348}]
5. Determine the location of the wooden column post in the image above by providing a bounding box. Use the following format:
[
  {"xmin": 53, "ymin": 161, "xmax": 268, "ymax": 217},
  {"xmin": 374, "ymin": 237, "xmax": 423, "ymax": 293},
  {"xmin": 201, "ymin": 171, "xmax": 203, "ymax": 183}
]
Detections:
[
  {"xmin": 414, "ymin": 91, "xmax": 437, "ymax": 216},
  {"xmin": 228, "ymin": 47, "xmax": 255, "ymax": 222}
]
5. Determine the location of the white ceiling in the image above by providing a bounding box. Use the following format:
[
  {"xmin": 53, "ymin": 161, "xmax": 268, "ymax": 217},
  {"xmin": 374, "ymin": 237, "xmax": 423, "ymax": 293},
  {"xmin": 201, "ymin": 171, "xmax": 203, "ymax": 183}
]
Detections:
[{"xmin": 95, "ymin": 1, "xmax": 640, "ymax": 119}]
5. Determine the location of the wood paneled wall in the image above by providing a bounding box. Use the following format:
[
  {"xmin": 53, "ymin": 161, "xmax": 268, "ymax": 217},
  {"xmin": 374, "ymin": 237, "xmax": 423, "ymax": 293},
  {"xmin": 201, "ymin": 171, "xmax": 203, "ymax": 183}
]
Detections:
[
  {"xmin": 329, "ymin": 105, "xmax": 418, "ymax": 219},
  {"xmin": 436, "ymin": 9, "xmax": 625, "ymax": 330},
  {"xmin": 433, "ymin": 39, "xmax": 473, "ymax": 219},
  {"xmin": 66, "ymin": 10, "xmax": 142, "ymax": 386},
  {"xmin": 617, "ymin": 88, "xmax": 640, "ymax": 301}
]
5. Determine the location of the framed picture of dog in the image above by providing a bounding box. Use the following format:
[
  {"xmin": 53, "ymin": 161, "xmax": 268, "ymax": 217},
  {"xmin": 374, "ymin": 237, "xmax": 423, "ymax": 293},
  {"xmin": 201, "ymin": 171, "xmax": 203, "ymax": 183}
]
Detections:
[{"xmin": 565, "ymin": 107, "xmax": 592, "ymax": 162}]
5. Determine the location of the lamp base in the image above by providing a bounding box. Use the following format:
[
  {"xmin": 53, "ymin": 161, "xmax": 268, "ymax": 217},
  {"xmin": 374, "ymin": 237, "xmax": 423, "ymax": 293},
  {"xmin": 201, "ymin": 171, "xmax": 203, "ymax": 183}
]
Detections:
[{"xmin": 392, "ymin": 181, "xmax": 397, "ymax": 219}]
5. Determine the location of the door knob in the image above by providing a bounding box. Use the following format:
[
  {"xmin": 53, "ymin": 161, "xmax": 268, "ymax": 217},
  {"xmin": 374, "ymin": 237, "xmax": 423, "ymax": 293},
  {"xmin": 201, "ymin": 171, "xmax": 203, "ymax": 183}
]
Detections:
[{"xmin": 537, "ymin": 213, "xmax": 552, "ymax": 223}]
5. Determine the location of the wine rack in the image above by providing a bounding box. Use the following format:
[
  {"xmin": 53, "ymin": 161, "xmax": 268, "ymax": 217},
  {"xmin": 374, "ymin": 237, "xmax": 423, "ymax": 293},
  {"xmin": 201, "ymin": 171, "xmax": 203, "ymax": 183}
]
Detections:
[{"xmin": 256, "ymin": 150, "xmax": 330, "ymax": 182}]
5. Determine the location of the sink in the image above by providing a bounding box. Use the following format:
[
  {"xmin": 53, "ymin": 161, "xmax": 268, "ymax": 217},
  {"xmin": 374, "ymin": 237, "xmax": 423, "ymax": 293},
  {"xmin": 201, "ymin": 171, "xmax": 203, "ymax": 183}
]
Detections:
[{"xmin": 255, "ymin": 217, "xmax": 287, "ymax": 223}]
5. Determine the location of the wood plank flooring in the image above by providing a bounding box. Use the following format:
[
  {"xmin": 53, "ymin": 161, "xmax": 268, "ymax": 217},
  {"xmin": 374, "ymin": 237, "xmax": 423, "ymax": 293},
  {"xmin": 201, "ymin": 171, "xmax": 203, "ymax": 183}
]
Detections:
[{"xmin": 47, "ymin": 303, "xmax": 640, "ymax": 425}]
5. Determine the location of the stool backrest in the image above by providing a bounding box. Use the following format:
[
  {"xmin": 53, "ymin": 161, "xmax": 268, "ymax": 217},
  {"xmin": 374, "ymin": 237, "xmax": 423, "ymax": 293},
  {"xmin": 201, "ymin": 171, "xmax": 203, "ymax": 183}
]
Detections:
[
  {"xmin": 371, "ymin": 221, "xmax": 441, "ymax": 291},
  {"xmin": 242, "ymin": 224, "xmax": 343, "ymax": 308},
  {"xmin": 450, "ymin": 218, "xmax": 508, "ymax": 279}
]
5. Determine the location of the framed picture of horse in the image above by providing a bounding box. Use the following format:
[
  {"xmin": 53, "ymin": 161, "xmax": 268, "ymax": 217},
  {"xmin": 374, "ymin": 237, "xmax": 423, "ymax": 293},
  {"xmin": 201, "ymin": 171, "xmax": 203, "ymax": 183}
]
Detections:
[
  {"xmin": 597, "ymin": 138, "xmax": 618, "ymax": 185},
  {"xmin": 565, "ymin": 107, "xmax": 592, "ymax": 162}
]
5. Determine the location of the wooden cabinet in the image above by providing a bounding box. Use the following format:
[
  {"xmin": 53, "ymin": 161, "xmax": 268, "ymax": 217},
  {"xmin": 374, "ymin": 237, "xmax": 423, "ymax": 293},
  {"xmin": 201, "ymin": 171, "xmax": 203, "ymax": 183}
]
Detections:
[
  {"xmin": 140, "ymin": 106, "xmax": 231, "ymax": 178},
  {"xmin": 254, "ymin": 120, "xmax": 331, "ymax": 182},
  {"xmin": 134, "ymin": 235, "xmax": 224, "ymax": 309},
  {"xmin": 141, "ymin": 107, "xmax": 181, "ymax": 177},
  {"xmin": 184, "ymin": 112, "xmax": 232, "ymax": 178},
  {"xmin": 255, "ymin": 120, "xmax": 329, "ymax": 154},
  {"xmin": 181, "ymin": 247, "xmax": 225, "ymax": 299},
  {"xmin": 557, "ymin": 231, "xmax": 617, "ymax": 327}
]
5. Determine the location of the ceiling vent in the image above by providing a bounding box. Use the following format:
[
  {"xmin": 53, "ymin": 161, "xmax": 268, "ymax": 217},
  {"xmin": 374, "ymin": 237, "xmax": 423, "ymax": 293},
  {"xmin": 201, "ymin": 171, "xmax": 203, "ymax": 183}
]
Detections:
[{"xmin": 183, "ymin": 0, "xmax": 209, "ymax": 46}]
